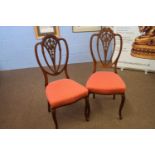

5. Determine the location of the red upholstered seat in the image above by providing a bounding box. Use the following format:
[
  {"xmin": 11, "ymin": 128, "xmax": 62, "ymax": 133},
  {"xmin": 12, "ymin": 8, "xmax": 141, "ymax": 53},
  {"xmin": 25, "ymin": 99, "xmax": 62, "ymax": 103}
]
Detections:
[
  {"xmin": 86, "ymin": 71, "xmax": 126, "ymax": 94},
  {"xmin": 46, "ymin": 79, "xmax": 88, "ymax": 108}
]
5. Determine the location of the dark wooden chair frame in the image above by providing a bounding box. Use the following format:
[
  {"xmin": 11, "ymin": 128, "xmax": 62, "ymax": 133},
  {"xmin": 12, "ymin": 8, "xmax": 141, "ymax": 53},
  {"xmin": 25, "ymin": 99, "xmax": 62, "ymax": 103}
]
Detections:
[
  {"xmin": 89, "ymin": 27, "xmax": 126, "ymax": 120},
  {"xmin": 34, "ymin": 34, "xmax": 90, "ymax": 129}
]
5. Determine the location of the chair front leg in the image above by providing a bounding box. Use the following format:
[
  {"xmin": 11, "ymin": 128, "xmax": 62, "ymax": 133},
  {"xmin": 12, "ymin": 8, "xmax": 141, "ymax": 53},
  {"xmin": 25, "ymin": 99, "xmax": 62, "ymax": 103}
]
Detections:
[
  {"xmin": 119, "ymin": 93, "xmax": 125, "ymax": 120},
  {"xmin": 51, "ymin": 109, "xmax": 58, "ymax": 129},
  {"xmin": 85, "ymin": 96, "xmax": 90, "ymax": 121}
]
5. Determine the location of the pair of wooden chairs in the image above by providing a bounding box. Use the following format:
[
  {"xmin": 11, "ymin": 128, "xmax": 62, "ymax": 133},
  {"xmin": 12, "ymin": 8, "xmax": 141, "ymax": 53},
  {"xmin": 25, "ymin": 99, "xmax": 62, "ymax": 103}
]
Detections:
[{"xmin": 34, "ymin": 27, "xmax": 126, "ymax": 129}]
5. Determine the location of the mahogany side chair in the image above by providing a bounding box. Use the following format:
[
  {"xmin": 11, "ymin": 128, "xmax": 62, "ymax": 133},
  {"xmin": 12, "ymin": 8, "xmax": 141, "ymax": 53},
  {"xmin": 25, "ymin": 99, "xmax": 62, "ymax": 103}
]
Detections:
[
  {"xmin": 34, "ymin": 34, "xmax": 90, "ymax": 129},
  {"xmin": 86, "ymin": 27, "xmax": 126, "ymax": 120}
]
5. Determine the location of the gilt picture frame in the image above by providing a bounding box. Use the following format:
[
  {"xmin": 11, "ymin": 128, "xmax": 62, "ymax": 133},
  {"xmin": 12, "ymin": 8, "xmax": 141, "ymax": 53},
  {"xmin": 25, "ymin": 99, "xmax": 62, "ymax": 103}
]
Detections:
[
  {"xmin": 34, "ymin": 26, "xmax": 59, "ymax": 39},
  {"xmin": 72, "ymin": 26, "xmax": 102, "ymax": 32}
]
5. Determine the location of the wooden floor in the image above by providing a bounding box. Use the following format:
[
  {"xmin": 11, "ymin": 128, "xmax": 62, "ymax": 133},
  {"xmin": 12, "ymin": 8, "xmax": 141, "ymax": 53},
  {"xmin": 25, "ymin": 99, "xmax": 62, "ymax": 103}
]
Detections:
[{"xmin": 0, "ymin": 62, "xmax": 155, "ymax": 128}]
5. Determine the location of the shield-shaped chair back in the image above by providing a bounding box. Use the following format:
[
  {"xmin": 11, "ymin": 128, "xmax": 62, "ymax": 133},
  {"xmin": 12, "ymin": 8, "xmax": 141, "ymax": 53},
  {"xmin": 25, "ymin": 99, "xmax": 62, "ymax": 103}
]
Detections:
[
  {"xmin": 35, "ymin": 34, "xmax": 69, "ymax": 86},
  {"xmin": 90, "ymin": 27, "xmax": 123, "ymax": 73}
]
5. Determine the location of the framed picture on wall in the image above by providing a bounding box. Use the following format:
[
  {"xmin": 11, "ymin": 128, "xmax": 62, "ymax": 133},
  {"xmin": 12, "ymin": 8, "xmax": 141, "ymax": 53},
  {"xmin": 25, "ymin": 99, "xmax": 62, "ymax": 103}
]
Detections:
[
  {"xmin": 72, "ymin": 26, "xmax": 102, "ymax": 32},
  {"xmin": 34, "ymin": 26, "xmax": 59, "ymax": 39}
]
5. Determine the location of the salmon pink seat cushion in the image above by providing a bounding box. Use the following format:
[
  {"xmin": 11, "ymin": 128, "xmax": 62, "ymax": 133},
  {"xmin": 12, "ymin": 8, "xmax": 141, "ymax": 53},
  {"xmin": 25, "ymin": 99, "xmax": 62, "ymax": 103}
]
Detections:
[
  {"xmin": 86, "ymin": 72, "xmax": 126, "ymax": 94},
  {"xmin": 46, "ymin": 79, "xmax": 88, "ymax": 108}
]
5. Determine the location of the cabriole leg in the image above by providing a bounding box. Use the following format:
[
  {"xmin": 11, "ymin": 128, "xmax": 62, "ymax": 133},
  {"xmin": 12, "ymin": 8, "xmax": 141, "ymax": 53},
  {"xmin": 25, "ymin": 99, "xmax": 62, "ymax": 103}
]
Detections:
[{"xmin": 51, "ymin": 109, "xmax": 58, "ymax": 129}]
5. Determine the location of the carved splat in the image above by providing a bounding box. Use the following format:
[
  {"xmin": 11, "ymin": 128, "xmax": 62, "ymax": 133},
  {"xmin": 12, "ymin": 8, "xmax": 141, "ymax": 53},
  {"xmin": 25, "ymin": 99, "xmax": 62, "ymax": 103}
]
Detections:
[
  {"xmin": 97, "ymin": 28, "xmax": 114, "ymax": 64},
  {"xmin": 44, "ymin": 38, "xmax": 57, "ymax": 59}
]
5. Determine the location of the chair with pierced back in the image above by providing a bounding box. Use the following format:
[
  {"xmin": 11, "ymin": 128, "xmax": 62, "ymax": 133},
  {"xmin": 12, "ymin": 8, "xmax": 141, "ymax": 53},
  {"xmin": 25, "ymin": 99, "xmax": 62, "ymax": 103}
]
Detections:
[
  {"xmin": 35, "ymin": 34, "xmax": 90, "ymax": 128},
  {"xmin": 86, "ymin": 27, "xmax": 126, "ymax": 120}
]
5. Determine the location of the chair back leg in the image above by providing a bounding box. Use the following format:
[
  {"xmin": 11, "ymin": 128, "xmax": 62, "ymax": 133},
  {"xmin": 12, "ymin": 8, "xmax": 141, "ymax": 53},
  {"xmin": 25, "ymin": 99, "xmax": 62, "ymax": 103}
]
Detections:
[
  {"xmin": 93, "ymin": 93, "xmax": 96, "ymax": 99},
  {"xmin": 119, "ymin": 94, "xmax": 125, "ymax": 120},
  {"xmin": 48, "ymin": 102, "xmax": 51, "ymax": 112},
  {"xmin": 113, "ymin": 94, "xmax": 116, "ymax": 100},
  {"xmin": 85, "ymin": 97, "xmax": 90, "ymax": 121}
]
